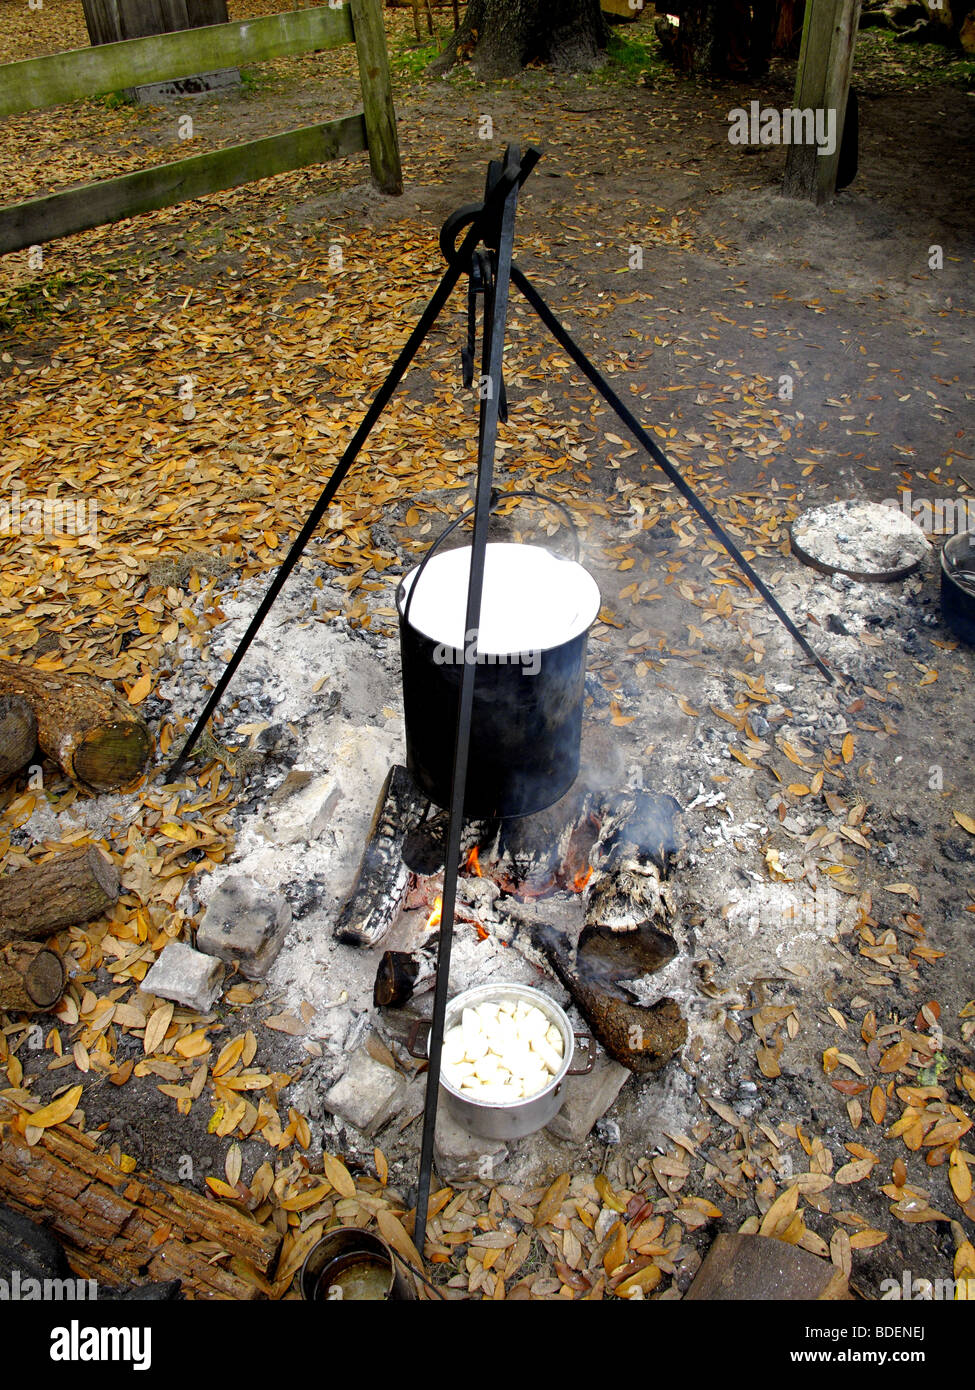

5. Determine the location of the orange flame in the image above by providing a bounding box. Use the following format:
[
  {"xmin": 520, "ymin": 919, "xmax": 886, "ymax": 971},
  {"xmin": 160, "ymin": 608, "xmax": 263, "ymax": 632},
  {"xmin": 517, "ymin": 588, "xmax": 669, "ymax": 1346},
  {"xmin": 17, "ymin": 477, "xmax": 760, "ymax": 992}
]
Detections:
[
  {"xmin": 425, "ymin": 896, "xmax": 442, "ymax": 930},
  {"xmin": 573, "ymin": 866, "xmax": 593, "ymax": 893},
  {"xmin": 465, "ymin": 846, "xmax": 483, "ymax": 877}
]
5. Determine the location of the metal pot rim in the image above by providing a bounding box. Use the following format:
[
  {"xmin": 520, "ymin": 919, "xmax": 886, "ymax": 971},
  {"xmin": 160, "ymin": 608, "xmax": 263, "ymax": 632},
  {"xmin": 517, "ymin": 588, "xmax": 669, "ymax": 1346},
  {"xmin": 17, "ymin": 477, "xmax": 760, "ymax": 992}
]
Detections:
[
  {"xmin": 396, "ymin": 542, "xmax": 600, "ymax": 655},
  {"xmin": 941, "ymin": 529, "xmax": 975, "ymax": 576},
  {"xmin": 438, "ymin": 981, "xmax": 574, "ymax": 1110}
]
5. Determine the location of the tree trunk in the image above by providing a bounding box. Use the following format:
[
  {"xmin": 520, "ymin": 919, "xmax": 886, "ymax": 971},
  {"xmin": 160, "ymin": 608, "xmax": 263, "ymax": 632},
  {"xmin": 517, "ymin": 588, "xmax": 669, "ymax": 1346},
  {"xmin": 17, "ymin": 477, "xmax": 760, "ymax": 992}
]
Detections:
[
  {"xmin": 0, "ymin": 659, "xmax": 152, "ymax": 792},
  {"xmin": 0, "ymin": 696, "xmax": 37, "ymax": 782},
  {"xmin": 0, "ymin": 942, "xmax": 66, "ymax": 1013},
  {"xmin": 0, "ymin": 846, "xmax": 121, "ymax": 947},
  {"xmin": 658, "ymin": 1, "xmax": 791, "ymax": 74},
  {"xmin": 435, "ymin": 0, "xmax": 608, "ymax": 77}
]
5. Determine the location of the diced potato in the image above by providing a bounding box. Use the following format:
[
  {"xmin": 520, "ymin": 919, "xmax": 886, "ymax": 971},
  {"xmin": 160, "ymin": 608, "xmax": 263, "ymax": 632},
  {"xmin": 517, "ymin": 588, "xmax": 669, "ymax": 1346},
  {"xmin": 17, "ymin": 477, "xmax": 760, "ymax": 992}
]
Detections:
[
  {"xmin": 521, "ymin": 1069, "xmax": 550, "ymax": 1098},
  {"xmin": 531, "ymin": 1037, "xmax": 562, "ymax": 1075}
]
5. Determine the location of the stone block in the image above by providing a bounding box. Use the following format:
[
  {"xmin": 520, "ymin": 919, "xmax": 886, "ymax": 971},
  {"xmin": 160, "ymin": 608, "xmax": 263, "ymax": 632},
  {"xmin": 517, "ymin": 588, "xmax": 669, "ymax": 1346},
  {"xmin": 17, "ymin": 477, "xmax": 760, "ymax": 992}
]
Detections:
[
  {"xmin": 259, "ymin": 774, "xmax": 340, "ymax": 846},
  {"xmin": 142, "ymin": 943, "xmax": 224, "ymax": 1013},
  {"xmin": 434, "ymin": 1107, "xmax": 508, "ymax": 1184},
  {"xmin": 546, "ymin": 1054, "xmax": 630, "ymax": 1145},
  {"xmin": 323, "ymin": 1046, "xmax": 408, "ymax": 1138},
  {"xmin": 197, "ymin": 875, "xmax": 292, "ymax": 980}
]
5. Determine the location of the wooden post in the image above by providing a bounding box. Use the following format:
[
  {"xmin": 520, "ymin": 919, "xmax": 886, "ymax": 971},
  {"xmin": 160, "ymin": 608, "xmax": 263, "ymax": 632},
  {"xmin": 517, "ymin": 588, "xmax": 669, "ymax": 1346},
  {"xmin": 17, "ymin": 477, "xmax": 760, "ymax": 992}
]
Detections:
[
  {"xmin": 351, "ymin": 0, "xmax": 403, "ymax": 195},
  {"xmin": 783, "ymin": 0, "xmax": 861, "ymax": 202},
  {"xmin": 82, "ymin": 0, "xmax": 237, "ymax": 102}
]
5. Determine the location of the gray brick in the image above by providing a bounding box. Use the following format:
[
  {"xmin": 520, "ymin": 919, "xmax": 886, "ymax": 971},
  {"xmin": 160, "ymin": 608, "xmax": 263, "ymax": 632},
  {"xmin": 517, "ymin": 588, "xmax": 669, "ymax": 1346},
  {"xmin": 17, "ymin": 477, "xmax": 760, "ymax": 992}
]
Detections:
[
  {"xmin": 197, "ymin": 875, "xmax": 292, "ymax": 980},
  {"xmin": 546, "ymin": 1054, "xmax": 630, "ymax": 1145},
  {"xmin": 142, "ymin": 943, "xmax": 224, "ymax": 1013},
  {"xmin": 434, "ymin": 1107, "xmax": 508, "ymax": 1184},
  {"xmin": 323, "ymin": 1046, "xmax": 408, "ymax": 1138}
]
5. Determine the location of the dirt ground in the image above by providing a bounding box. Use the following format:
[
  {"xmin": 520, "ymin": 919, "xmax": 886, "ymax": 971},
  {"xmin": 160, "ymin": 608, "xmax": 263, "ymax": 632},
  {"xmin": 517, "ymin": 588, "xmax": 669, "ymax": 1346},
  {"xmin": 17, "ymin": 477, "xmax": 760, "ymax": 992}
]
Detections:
[{"xmin": 1, "ymin": 4, "xmax": 973, "ymax": 1305}]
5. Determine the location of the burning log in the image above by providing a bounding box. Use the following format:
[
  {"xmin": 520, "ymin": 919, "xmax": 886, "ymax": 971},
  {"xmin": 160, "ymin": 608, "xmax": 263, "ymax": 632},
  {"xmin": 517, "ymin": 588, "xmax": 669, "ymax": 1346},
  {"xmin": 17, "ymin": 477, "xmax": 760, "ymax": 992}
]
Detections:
[
  {"xmin": 583, "ymin": 790, "xmax": 682, "ymax": 933},
  {"xmin": 0, "ymin": 659, "xmax": 152, "ymax": 792},
  {"xmin": 402, "ymin": 810, "xmax": 494, "ymax": 876},
  {"xmin": 334, "ymin": 766, "xmax": 429, "ymax": 948},
  {"xmin": 489, "ymin": 784, "xmax": 596, "ymax": 897},
  {"xmin": 0, "ymin": 695, "xmax": 38, "ymax": 782},
  {"xmin": 496, "ymin": 902, "xmax": 686, "ymax": 1075},
  {"xmin": 0, "ymin": 941, "xmax": 66, "ymax": 1013},
  {"xmin": 0, "ymin": 846, "xmax": 120, "ymax": 947}
]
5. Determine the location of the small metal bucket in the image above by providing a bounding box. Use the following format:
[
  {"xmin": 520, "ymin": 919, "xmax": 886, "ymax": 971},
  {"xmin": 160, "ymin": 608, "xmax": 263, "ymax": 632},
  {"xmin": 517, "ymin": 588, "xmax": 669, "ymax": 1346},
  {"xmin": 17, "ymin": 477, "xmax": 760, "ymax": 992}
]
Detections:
[
  {"xmin": 941, "ymin": 530, "xmax": 975, "ymax": 645},
  {"xmin": 298, "ymin": 1227, "xmax": 416, "ymax": 1302}
]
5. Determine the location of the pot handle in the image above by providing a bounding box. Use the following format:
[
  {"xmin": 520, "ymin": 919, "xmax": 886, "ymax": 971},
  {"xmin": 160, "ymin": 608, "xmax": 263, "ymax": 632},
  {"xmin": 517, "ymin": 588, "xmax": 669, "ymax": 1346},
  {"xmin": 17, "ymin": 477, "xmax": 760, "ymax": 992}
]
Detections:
[
  {"xmin": 399, "ymin": 489, "xmax": 581, "ymax": 628},
  {"xmin": 406, "ymin": 1020, "xmax": 431, "ymax": 1061},
  {"xmin": 568, "ymin": 1032, "xmax": 595, "ymax": 1076}
]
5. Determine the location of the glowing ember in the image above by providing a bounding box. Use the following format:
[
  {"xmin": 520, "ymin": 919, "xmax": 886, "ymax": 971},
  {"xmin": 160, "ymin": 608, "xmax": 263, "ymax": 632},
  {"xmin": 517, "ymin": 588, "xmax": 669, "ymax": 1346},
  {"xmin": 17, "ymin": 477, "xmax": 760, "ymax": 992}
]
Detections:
[
  {"xmin": 573, "ymin": 865, "xmax": 593, "ymax": 893},
  {"xmin": 465, "ymin": 846, "xmax": 483, "ymax": 877},
  {"xmin": 426, "ymin": 896, "xmax": 442, "ymax": 930}
]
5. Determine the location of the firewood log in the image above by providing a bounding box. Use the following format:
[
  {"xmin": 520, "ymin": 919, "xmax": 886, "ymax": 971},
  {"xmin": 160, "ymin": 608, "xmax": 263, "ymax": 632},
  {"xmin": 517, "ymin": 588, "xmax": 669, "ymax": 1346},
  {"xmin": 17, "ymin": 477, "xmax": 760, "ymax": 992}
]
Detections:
[
  {"xmin": 0, "ymin": 941, "xmax": 66, "ymax": 1013},
  {"xmin": 334, "ymin": 766, "xmax": 429, "ymax": 948},
  {"xmin": 0, "ymin": 845, "xmax": 120, "ymax": 947},
  {"xmin": 0, "ymin": 658, "xmax": 152, "ymax": 791},
  {"xmin": 0, "ymin": 695, "xmax": 38, "ymax": 781},
  {"xmin": 374, "ymin": 948, "xmax": 438, "ymax": 1008}
]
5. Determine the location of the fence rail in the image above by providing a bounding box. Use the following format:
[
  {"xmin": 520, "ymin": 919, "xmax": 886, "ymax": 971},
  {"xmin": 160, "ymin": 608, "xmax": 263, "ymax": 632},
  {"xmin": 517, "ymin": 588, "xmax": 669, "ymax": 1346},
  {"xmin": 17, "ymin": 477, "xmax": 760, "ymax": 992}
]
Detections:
[
  {"xmin": 0, "ymin": 113, "xmax": 367, "ymax": 255},
  {"xmin": 0, "ymin": 0, "xmax": 401, "ymax": 254},
  {"xmin": 0, "ymin": 7, "xmax": 353, "ymax": 118}
]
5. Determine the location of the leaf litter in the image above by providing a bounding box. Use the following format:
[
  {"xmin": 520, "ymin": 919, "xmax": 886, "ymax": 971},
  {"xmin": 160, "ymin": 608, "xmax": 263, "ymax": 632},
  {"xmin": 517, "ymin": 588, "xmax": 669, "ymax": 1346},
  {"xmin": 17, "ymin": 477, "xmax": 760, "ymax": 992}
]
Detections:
[{"xmin": 0, "ymin": 0, "xmax": 972, "ymax": 1302}]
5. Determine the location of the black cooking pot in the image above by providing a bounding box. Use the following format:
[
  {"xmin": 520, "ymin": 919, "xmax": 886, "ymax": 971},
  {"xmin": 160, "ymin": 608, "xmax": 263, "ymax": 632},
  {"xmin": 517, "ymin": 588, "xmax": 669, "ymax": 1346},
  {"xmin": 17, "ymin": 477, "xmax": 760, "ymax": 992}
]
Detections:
[
  {"xmin": 941, "ymin": 530, "xmax": 975, "ymax": 645},
  {"xmin": 396, "ymin": 493, "xmax": 600, "ymax": 820}
]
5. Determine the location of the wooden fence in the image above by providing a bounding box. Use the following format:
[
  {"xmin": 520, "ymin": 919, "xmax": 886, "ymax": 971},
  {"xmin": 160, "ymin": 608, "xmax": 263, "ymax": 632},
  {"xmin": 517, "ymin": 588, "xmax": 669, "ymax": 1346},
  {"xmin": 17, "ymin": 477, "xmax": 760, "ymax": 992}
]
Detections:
[{"xmin": 0, "ymin": 0, "xmax": 402, "ymax": 255}]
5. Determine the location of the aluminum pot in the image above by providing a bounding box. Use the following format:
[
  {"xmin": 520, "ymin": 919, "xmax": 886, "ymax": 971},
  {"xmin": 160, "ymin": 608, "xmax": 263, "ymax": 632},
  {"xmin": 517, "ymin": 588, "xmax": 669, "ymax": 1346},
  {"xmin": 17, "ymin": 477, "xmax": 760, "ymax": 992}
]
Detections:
[
  {"xmin": 941, "ymin": 530, "xmax": 975, "ymax": 645},
  {"xmin": 412, "ymin": 982, "xmax": 594, "ymax": 1141},
  {"xmin": 396, "ymin": 494, "xmax": 600, "ymax": 820}
]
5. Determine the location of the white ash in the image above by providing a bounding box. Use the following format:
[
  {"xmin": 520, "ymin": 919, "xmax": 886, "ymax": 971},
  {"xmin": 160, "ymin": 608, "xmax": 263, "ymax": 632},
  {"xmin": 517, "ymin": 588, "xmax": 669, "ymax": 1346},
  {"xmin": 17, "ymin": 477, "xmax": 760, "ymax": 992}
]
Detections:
[{"xmin": 791, "ymin": 500, "xmax": 932, "ymax": 577}]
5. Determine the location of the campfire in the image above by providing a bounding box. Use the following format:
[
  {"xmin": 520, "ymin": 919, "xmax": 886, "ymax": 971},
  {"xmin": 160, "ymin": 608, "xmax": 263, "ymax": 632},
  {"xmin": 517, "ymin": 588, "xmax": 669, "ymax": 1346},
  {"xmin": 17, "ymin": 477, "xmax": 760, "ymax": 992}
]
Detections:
[{"xmin": 349, "ymin": 751, "xmax": 689, "ymax": 1078}]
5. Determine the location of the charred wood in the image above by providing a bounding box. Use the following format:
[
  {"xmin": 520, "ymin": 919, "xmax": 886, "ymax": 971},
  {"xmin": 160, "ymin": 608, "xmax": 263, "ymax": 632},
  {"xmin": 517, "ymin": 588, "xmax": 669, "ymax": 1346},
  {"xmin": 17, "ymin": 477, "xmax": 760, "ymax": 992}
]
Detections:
[
  {"xmin": 373, "ymin": 948, "xmax": 438, "ymax": 1009},
  {"xmin": 334, "ymin": 766, "xmax": 428, "ymax": 948},
  {"xmin": 583, "ymin": 790, "xmax": 682, "ymax": 933},
  {"xmin": 497, "ymin": 900, "xmax": 686, "ymax": 1074}
]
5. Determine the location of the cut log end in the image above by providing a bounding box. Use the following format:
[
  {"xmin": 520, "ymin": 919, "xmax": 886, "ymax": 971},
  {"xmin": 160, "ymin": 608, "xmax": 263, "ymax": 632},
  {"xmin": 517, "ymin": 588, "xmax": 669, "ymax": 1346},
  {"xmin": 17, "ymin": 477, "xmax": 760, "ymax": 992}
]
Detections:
[
  {"xmin": 73, "ymin": 721, "xmax": 153, "ymax": 791},
  {"xmin": 0, "ymin": 942, "xmax": 66, "ymax": 1013},
  {"xmin": 0, "ymin": 695, "xmax": 38, "ymax": 781},
  {"xmin": 0, "ymin": 659, "xmax": 153, "ymax": 792}
]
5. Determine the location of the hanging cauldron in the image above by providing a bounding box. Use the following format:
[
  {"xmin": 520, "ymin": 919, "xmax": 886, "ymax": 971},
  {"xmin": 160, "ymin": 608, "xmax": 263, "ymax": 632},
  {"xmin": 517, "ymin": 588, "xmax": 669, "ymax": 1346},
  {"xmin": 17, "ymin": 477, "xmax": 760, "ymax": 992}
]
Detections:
[{"xmin": 396, "ymin": 493, "xmax": 600, "ymax": 820}]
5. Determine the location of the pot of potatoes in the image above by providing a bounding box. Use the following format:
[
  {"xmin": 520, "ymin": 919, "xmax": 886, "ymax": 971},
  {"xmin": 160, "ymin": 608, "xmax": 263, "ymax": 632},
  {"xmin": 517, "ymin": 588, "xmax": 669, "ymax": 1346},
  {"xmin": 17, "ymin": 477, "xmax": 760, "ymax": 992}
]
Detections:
[{"xmin": 417, "ymin": 982, "xmax": 594, "ymax": 1140}]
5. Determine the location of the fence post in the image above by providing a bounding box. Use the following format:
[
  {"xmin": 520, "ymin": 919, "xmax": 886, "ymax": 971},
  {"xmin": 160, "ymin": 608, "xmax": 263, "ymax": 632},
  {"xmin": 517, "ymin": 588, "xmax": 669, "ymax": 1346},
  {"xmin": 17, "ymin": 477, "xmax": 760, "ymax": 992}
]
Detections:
[
  {"xmin": 350, "ymin": 0, "xmax": 403, "ymax": 195},
  {"xmin": 783, "ymin": 0, "xmax": 861, "ymax": 202}
]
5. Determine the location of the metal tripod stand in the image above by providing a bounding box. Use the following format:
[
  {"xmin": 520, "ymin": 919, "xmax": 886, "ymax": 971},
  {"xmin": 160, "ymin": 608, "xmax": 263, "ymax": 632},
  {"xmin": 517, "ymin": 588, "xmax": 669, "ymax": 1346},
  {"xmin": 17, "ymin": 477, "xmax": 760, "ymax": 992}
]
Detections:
[{"xmin": 166, "ymin": 144, "xmax": 831, "ymax": 1264}]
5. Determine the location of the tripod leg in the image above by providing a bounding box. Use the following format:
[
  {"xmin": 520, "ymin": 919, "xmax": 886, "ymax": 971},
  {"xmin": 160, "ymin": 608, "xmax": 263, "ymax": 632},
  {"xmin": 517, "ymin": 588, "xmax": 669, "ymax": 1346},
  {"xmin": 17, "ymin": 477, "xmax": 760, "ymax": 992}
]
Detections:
[
  {"xmin": 166, "ymin": 169, "xmax": 525, "ymax": 782},
  {"xmin": 511, "ymin": 267, "xmax": 834, "ymax": 685},
  {"xmin": 412, "ymin": 153, "xmax": 523, "ymax": 1261}
]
